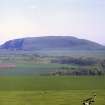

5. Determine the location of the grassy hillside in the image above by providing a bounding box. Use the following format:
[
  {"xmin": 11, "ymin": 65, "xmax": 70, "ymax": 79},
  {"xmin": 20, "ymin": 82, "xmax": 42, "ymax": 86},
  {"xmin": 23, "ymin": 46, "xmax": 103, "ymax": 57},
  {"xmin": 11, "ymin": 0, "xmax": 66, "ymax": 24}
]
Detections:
[
  {"xmin": 0, "ymin": 90, "xmax": 105, "ymax": 105},
  {"xmin": 0, "ymin": 76, "xmax": 105, "ymax": 91},
  {"xmin": 0, "ymin": 76, "xmax": 105, "ymax": 105},
  {"xmin": 0, "ymin": 51, "xmax": 105, "ymax": 105}
]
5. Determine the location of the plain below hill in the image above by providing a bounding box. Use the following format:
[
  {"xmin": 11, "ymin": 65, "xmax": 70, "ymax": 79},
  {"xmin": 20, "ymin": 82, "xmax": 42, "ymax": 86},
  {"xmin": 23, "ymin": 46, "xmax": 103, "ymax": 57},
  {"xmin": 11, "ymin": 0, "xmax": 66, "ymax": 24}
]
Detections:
[{"xmin": 0, "ymin": 36, "xmax": 105, "ymax": 51}]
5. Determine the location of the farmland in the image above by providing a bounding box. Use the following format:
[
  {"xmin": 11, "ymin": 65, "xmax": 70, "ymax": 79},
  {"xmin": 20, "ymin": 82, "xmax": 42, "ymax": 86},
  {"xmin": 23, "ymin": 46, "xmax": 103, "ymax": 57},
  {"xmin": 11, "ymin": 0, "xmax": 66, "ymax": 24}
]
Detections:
[
  {"xmin": 0, "ymin": 76, "xmax": 105, "ymax": 91},
  {"xmin": 0, "ymin": 90, "xmax": 105, "ymax": 105},
  {"xmin": 0, "ymin": 50, "xmax": 105, "ymax": 76},
  {"xmin": 0, "ymin": 50, "xmax": 105, "ymax": 105},
  {"xmin": 0, "ymin": 76, "xmax": 105, "ymax": 105}
]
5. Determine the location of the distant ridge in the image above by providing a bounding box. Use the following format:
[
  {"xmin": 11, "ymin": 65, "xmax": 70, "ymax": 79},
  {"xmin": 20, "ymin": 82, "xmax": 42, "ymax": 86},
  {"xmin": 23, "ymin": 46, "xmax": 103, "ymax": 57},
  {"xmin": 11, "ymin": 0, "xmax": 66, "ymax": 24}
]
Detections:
[{"xmin": 0, "ymin": 36, "xmax": 105, "ymax": 51}]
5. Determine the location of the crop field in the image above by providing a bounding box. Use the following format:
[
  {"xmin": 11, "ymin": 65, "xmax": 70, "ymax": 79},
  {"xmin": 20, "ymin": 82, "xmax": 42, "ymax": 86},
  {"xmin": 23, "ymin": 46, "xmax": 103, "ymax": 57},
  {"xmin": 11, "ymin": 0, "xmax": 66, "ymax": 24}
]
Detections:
[{"xmin": 0, "ymin": 76, "xmax": 105, "ymax": 105}]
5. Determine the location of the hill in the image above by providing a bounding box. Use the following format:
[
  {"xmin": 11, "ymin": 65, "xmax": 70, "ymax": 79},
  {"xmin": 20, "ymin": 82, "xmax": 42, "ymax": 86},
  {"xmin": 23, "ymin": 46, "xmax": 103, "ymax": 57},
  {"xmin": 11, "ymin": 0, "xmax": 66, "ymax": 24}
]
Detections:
[{"xmin": 0, "ymin": 36, "xmax": 105, "ymax": 50}]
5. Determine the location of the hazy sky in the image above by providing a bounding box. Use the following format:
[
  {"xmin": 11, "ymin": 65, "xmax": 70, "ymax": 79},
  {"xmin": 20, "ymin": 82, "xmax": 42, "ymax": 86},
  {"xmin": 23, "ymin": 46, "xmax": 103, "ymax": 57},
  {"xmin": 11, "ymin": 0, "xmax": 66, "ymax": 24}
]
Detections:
[{"xmin": 0, "ymin": 0, "xmax": 105, "ymax": 45}]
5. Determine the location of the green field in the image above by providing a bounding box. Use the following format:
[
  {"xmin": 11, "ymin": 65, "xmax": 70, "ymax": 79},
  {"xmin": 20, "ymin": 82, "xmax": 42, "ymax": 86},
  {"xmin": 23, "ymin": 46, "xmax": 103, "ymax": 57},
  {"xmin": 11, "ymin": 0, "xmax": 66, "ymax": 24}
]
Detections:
[
  {"xmin": 0, "ymin": 50, "xmax": 105, "ymax": 76},
  {"xmin": 0, "ymin": 76, "xmax": 105, "ymax": 90},
  {"xmin": 0, "ymin": 90, "xmax": 104, "ymax": 105},
  {"xmin": 0, "ymin": 63, "xmax": 78, "ymax": 76},
  {"xmin": 0, "ymin": 51, "xmax": 105, "ymax": 105},
  {"xmin": 0, "ymin": 76, "xmax": 105, "ymax": 105}
]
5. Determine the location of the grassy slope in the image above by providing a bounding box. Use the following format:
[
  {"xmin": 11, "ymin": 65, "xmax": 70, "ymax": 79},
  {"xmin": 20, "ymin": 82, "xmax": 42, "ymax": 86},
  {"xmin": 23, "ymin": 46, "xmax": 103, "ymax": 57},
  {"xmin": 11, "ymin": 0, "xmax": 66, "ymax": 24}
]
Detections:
[
  {"xmin": 0, "ymin": 76, "xmax": 105, "ymax": 91},
  {"xmin": 0, "ymin": 51, "xmax": 105, "ymax": 105},
  {"xmin": 0, "ymin": 90, "xmax": 105, "ymax": 105},
  {"xmin": 0, "ymin": 76, "xmax": 105, "ymax": 105}
]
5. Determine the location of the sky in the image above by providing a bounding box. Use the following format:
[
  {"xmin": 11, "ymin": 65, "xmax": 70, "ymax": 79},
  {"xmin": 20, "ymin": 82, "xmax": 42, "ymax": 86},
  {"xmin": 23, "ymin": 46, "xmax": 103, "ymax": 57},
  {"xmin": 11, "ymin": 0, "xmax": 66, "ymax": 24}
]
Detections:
[{"xmin": 0, "ymin": 0, "xmax": 105, "ymax": 45}]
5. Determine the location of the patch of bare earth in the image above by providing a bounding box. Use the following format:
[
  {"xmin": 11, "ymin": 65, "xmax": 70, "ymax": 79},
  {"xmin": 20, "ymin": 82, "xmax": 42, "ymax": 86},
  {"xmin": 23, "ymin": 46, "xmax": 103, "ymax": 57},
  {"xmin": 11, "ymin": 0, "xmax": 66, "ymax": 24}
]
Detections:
[{"xmin": 0, "ymin": 64, "xmax": 16, "ymax": 69}]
